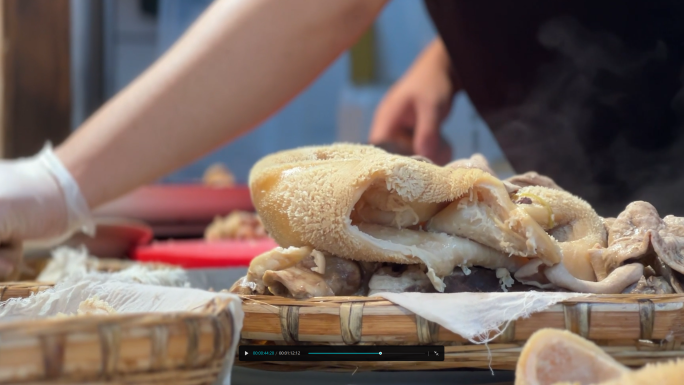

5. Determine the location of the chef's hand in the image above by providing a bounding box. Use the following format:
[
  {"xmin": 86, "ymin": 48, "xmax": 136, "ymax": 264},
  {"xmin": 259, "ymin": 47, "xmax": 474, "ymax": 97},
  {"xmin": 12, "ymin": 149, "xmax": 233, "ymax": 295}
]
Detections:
[
  {"xmin": 369, "ymin": 38, "xmax": 458, "ymax": 166},
  {"xmin": 0, "ymin": 145, "xmax": 93, "ymax": 280}
]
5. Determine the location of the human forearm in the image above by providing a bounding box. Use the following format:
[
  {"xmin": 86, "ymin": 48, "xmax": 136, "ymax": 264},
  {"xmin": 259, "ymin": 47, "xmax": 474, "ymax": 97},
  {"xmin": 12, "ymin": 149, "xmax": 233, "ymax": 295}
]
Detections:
[{"xmin": 57, "ymin": 0, "xmax": 387, "ymax": 209}]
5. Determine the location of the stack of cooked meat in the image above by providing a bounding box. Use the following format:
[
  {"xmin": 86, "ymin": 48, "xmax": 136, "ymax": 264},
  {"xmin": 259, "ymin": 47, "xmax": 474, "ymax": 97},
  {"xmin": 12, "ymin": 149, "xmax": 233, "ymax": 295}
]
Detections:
[
  {"xmin": 204, "ymin": 211, "xmax": 267, "ymax": 241},
  {"xmin": 202, "ymin": 163, "xmax": 236, "ymax": 187},
  {"xmin": 230, "ymin": 144, "xmax": 684, "ymax": 299},
  {"xmin": 201, "ymin": 163, "xmax": 269, "ymax": 241}
]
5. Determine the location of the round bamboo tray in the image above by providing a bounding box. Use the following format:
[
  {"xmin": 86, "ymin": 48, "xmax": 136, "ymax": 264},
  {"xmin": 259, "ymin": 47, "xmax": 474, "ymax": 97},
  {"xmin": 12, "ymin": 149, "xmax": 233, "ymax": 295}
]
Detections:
[
  {"xmin": 236, "ymin": 294, "xmax": 684, "ymax": 372},
  {"xmin": 0, "ymin": 283, "xmax": 238, "ymax": 384}
]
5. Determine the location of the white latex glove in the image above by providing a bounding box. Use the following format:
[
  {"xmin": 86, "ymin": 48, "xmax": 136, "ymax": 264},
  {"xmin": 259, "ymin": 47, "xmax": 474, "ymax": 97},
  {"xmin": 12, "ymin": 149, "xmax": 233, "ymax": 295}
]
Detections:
[{"xmin": 0, "ymin": 144, "xmax": 94, "ymax": 280}]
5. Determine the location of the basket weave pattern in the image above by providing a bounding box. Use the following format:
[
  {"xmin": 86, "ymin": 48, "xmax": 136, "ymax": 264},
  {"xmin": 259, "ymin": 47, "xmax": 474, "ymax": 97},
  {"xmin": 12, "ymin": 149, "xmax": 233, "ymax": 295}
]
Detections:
[
  {"xmin": 0, "ymin": 283, "xmax": 238, "ymax": 384},
  {"xmin": 237, "ymin": 294, "xmax": 684, "ymax": 372}
]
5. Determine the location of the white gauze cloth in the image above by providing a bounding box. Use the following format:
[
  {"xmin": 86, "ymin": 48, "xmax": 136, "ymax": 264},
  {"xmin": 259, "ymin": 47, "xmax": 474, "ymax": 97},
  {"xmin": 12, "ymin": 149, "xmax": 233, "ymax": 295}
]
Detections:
[
  {"xmin": 374, "ymin": 291, "xmax": 589, "ymax": 344},
  {"xmin": 36, "ymin": 246, "xmax": 189, "ymax": 287}
]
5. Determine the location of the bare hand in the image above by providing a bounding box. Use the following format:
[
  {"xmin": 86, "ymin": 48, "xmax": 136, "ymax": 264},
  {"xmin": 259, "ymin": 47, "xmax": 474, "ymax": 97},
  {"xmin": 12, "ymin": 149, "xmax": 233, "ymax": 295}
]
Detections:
[{"xmin": 369, "ymin": 39, "xmax": 456, "ymax": 165}]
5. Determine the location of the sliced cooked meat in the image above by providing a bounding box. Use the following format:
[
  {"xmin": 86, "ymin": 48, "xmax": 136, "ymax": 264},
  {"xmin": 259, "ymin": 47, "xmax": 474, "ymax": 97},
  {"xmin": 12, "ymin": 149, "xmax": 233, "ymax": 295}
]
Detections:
[
  {"xmin": 244, "ymin": 247, "xmax": 312, "ymax": 294},
  {"xmin": 205, "ymin": 211, "xmax": 267, "ymax": 241},
  {"xmin": 368, "ymin": 265, "xmax": 434, "ymax": 296},
  {"xmin": 655, "ymin": 215, "xmax": 684, "ymax": 275},
  {"xmin": 263, "ymin": 267, "xmax": 335, "ymax": 298},
  {"xmin": 228, "ymin": 276, "xmax": 253, "ymax": 295},
  {"xmin": 589, "ymin": 202, "xmax": 684, "ymax": 281},
  {"xmin": 622, "ymin": 276, "xmax": 673, "ymax": 295},
  {"xmin": 589, "ymin": 202, "xmax": 659, "ymax": 281},
  {"xmin": 262, "ymin": 251, "xmax": 362, "ymax": 298},
  {"xmin": 321, "ymin": 254, "xmax": 362, "ymax": 295},
  {"xmin": 653, "ymin": 258, "xmax": 684, "ymax": 293}
]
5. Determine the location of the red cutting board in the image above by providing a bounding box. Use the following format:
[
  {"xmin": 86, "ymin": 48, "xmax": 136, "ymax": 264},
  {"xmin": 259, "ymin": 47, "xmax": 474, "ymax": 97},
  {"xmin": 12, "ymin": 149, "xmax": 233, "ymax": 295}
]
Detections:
[{"xmin": 132, "ymin": 238, "xmax": 278, "ymax": 269}]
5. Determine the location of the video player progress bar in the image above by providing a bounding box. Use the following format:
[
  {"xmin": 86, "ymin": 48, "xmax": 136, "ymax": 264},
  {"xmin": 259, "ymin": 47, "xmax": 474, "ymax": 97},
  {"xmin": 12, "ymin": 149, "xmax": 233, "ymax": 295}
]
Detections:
[
  {"xmin": 239, "ymin": 345, "xmax": 444, "ymax": 362},
  {"xmin": 309, "ymin": 352, "xmax": 381, "ymax": 355}
]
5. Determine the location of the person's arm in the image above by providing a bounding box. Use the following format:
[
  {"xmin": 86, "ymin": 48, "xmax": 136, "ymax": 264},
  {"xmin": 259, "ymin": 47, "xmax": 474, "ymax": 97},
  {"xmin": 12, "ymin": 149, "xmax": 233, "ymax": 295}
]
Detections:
[
  {"xmin": 58, "ymin": 0, "xmax": 388, "ymax": 209},
  {"xmin": 369, "ymin": 37, "xmax": 460, "ymax": 165}
]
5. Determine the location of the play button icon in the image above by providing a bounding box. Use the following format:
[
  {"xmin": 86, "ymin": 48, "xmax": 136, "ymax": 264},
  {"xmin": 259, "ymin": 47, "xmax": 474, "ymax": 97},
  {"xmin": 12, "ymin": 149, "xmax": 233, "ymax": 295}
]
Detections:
[{"xmin": 245, "ymin": 351, "xmax": 249, "ymax": 355}]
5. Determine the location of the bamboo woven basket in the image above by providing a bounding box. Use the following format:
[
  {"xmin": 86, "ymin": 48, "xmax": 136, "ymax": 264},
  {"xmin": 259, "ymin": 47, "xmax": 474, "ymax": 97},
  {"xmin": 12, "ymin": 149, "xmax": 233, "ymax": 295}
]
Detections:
[
  {"xmin": 0, "ymin": 282, "xmax": 238, "ymax": 384},
  {"xmin": 0, "ymin": 282, "xmax": 54, "ymax": 301},
  {"xmin": 236, "ymin": 294, "xmax": 684, "ymax": 372}
]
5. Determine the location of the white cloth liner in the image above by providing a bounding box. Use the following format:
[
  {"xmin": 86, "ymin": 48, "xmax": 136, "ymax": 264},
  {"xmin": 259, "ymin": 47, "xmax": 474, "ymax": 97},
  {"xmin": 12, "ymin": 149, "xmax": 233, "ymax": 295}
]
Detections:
[
  {"xmin": 36, "ymin": 246, "xmax": 190, "ymax": 287},
  {"xmin": 373, "ymin": 291, "xmax": 590, "ymax": 344},
  {"xmin": 0, "ymin": 271, "xmax": 243, "ymax": 385}
]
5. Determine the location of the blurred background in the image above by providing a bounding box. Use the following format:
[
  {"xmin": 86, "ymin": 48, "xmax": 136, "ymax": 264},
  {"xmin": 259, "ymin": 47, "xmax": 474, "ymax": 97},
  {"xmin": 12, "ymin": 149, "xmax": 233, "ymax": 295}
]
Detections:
[
  {"xmin": 4, "ymin": 0, "xmax": 512, "ymax": 181},
  {"xmin": 67, "ymin": 0, "xmax": 513, "ymax": 183},
  {"xmin": 5, "ymin": 0, "xmax": 516, "ymax": 247}
]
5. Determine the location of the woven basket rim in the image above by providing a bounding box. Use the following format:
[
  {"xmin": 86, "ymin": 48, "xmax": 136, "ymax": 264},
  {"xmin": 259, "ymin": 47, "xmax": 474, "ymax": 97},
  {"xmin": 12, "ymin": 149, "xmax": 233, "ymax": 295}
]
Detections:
[
  {"xmin": 239, "ymin": 293, "xmax": 684, "ymax": 306},
  {"xmin": 0, "ymin": 281, "xmax": 236, "ymax": 324},
  {"xmin": 237, "ymin": 291, "xmax": 684, "ymax": 373}
]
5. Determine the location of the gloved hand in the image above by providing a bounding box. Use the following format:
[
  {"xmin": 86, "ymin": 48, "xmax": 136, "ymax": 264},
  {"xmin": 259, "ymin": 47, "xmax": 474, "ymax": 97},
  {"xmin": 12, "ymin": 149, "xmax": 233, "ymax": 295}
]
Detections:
[{"xmin": 0, "ymin": 145, "xmax": 94, "ymax": 280}]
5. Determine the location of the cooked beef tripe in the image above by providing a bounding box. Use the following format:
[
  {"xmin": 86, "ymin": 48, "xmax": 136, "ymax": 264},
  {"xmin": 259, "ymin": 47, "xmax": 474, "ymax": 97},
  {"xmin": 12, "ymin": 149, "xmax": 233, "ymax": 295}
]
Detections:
[
  {"xmin": 589, "ymin": 202, "xmax": 660, "ymax": 280},
  {"xmin": 249, "ymin": 144, "xmax": 560, "ymax": 292},
  {"xmin": 653, "ymin": 258, "xmax": 684, "ymax": 293},
  {"xmin": 623, "ymin": 275, "xmax": 673, "ymax": 294},
  {"xmin": 358, "ymin": 223, "xmax": 528, "ymax": 288},
  {"xmin": 352, "ymin": 181, "xmax": 446, "ymax": 228},
  {"xmin": 658, "ymin": 215, "xmax": 684, "ymax": 274},
  {"xmin": 589, "ymin": 201, "xmax": 684, "ymax": 283},
  {"xmin": 368, "ymin": 265, "xmax": 434, "ymax": 296},
  {"xmin": 505, "ymin": 171, "xmax": 565, "ymax": 191},
  {"xmin": 602, "ymin": 217, "xmax": 616, "ymax": 233},
  {"xmin": 426, "ymin": 181, "xmax": 562, "ymax": 263},
  {"xmin": 512, "ymin": 186, "xmax": 607, "ymax": 282},
  {"xmin": 244, "ymin": 246, "xmax": 313, "ymax": 294},
  {"xmin": 263, "ymin": 267, "xmax": 334, "ymax": 298},
  {"xmin": 446, "ymin": 153, "xmax": 495, "ymax": 175},
  {"xmin": 237, "ymin": 246, "xmax": 362, "ymax": 298}
]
